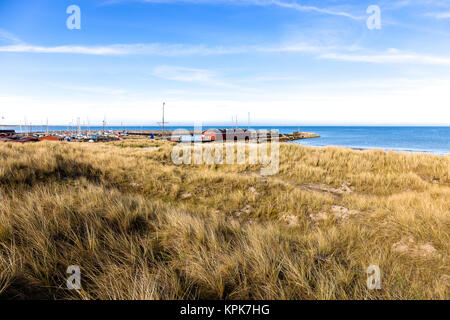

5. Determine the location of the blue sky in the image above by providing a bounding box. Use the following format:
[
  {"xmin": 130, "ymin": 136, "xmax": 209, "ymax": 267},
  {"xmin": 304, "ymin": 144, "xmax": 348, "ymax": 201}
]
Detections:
[{"xmin": 1, "ymin": 0, "xmax": 450, "ymax": 126}]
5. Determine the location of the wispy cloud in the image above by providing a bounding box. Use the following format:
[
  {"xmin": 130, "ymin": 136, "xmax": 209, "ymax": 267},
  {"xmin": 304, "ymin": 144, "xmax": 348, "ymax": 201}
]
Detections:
[
  {"xmin": 0, "ymin": 29, "xmax": 22, "ymax": 45},
  {"xmin": 270, "ymin": 0, "xmax": 363, "ymax": 20},
  {"xmin": 153, "ymin": 65, "xmax": 215, "ymax": 82},
  {"xmin": 152, "ymin": 65, "xmax": 233, "ymax": 87},
  {"xmin": 0, "ymin": 44, "xmax": 131, "ymax": 55},
  {"xmin": 425, "ymin": 12, "xmax": 450, "ymax": 19},
  {"xmin": 106, "ymin": 0, "xmax": 363, "ymax": 20},
  {"xmin": 0, "ymin": 41, "xmax": 330, "ymax": 56},
  {"xmin": 320, "ymin": 50, "xmax": 450, "ymax": 66},
  {"xmin": 3, "ymin": 40, "xmax": 450, "ymax": 68},
  {"xmin": 0, "ymin": 29, "xmax": 338, "ymax": 56}
]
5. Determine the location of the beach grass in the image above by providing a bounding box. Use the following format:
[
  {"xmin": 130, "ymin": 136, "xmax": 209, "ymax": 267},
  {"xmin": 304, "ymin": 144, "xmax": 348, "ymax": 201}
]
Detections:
[{"xmin": 0, "ymin": 139, "xmax": 448, "ymax": 299}]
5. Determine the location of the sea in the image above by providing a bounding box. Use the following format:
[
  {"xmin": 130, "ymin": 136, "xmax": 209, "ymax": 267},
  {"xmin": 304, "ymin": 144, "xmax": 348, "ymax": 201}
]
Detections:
[{"xmin": 5, "ymin": 125, "xmax": 449, "ymax": 155}]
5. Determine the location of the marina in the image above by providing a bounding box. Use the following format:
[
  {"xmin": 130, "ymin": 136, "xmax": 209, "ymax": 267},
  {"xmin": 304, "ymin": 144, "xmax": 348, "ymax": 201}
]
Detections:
[{"xmin": 0, "ymin": 127, "xmax": 320, "ymax": 144}]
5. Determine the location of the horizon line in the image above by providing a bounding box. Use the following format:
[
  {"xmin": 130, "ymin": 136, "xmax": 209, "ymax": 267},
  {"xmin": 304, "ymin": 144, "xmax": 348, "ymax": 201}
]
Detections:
[{"xmin": 2, "ymin": 124, "xmax": 450, "ymax": 127}]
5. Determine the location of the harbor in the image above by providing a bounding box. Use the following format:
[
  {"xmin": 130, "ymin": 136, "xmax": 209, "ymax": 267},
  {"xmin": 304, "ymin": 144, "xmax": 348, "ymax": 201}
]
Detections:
[
  {"xmin": 120, "ymin": 129, "xmax": 319, "ymax": 142},
  {"xmin": 0, "ymin": 128, "xmax": 320, "ymax": 144}
]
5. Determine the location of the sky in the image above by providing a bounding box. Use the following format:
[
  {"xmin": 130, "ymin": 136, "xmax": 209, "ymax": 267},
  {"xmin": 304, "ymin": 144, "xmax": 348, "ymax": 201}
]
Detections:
[{"xmin": 0, "ymin": 0, "xmax": 450, "ymax": 126}]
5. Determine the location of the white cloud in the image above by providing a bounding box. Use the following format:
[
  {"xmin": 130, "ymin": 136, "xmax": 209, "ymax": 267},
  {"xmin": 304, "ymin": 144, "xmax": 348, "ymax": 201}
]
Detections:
[
  {"xmin": 425, "ymin": 12, "xmax": 450, "ymax": 19},
  {"xmin": 320, "ymin": 50, "xmax": 450, "ymax": 66},
  {"xmin": 152, "ymin": 65, "xmax": 249, "ymax": 89},
  {"xmin": 0, "ymin": 29, "xmax": 22, "ymax": 45},
  {"xmin": 0, "ymin": 43, "xmax": 175, "ymax": 55},
  {"xmin": 153, "ymin": 65, "xmax": 218, "ymax": 83},
  {"xmin": 12, "ymin": 24, "xmax": 450, "ymax": 70},
  {"xmin": 4, "ymin": 27, "xmax": 450, "ymax": 68},
  {"xmin": 0, "ymin": 41, "xmax": 331, "ymax": 56},
  {"xmin": 270, "ymin": 0, "xmax": 363, "ymax": 20}
]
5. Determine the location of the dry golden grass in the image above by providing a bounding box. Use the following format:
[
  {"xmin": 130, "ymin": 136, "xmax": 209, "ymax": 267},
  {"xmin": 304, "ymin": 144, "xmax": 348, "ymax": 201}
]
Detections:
[{"xmin": 0, "ymin": 139, "xmax": 448, "ymax": 299}]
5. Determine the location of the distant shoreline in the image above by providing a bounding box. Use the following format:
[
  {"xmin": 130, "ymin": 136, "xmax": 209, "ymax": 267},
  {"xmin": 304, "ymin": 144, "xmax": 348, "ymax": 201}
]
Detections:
[
  {"xmin": 3, "ymin": 125, "xmax": 448, "ymax": 155},
  {"xmin": 291, "ymin": 141, "xmax": 449, "ymax": 156}
]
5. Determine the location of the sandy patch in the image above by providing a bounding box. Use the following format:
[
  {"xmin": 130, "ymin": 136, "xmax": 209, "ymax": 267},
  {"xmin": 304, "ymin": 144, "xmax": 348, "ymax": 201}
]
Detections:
[
  {"xmin": 329, "ymin": 205, "xmax": 360, "ymax": 219},
  {"xmin": 310, "ymin": 205, "xmax": 360, "ymax": 222},
  {"xmin": 309, "ymin": 211, "xmax": 329, "ymax": 222},
  {"xmin": 180, "ymin": 192, "xmax": 193, "ymax": 200},
  {"xmin": 392, "ymin": 236, "xmax": 440, "ymax": 259},
  {"xmin": 302, "ymin": 183, "xmax": 354, "ymax": 197},
  {"xmin": 280, "ymin": 214, "xmax": 300, "ymax": 227}
]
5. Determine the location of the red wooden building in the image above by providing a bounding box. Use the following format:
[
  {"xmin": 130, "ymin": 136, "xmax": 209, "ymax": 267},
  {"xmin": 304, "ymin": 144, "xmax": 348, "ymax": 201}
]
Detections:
[{"xmin": 202, "ymin": 129, "xmax": 253, "ymax": 142}]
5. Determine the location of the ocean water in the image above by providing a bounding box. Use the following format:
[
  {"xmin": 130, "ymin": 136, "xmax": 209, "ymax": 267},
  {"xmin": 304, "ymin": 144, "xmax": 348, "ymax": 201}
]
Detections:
[
  {"xmin": 5, "ymin": 125, "xmax": 449, "ymax": 155},
  {"xmin": 292, "ymin": 126, "xmax": 450, "ymax": 155}
]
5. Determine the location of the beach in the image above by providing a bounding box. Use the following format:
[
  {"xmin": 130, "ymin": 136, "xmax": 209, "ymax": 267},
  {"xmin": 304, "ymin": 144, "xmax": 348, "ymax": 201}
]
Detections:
[{"xmin": 0, "ymin": 138, "xmax": 448, "ymax": 299}]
